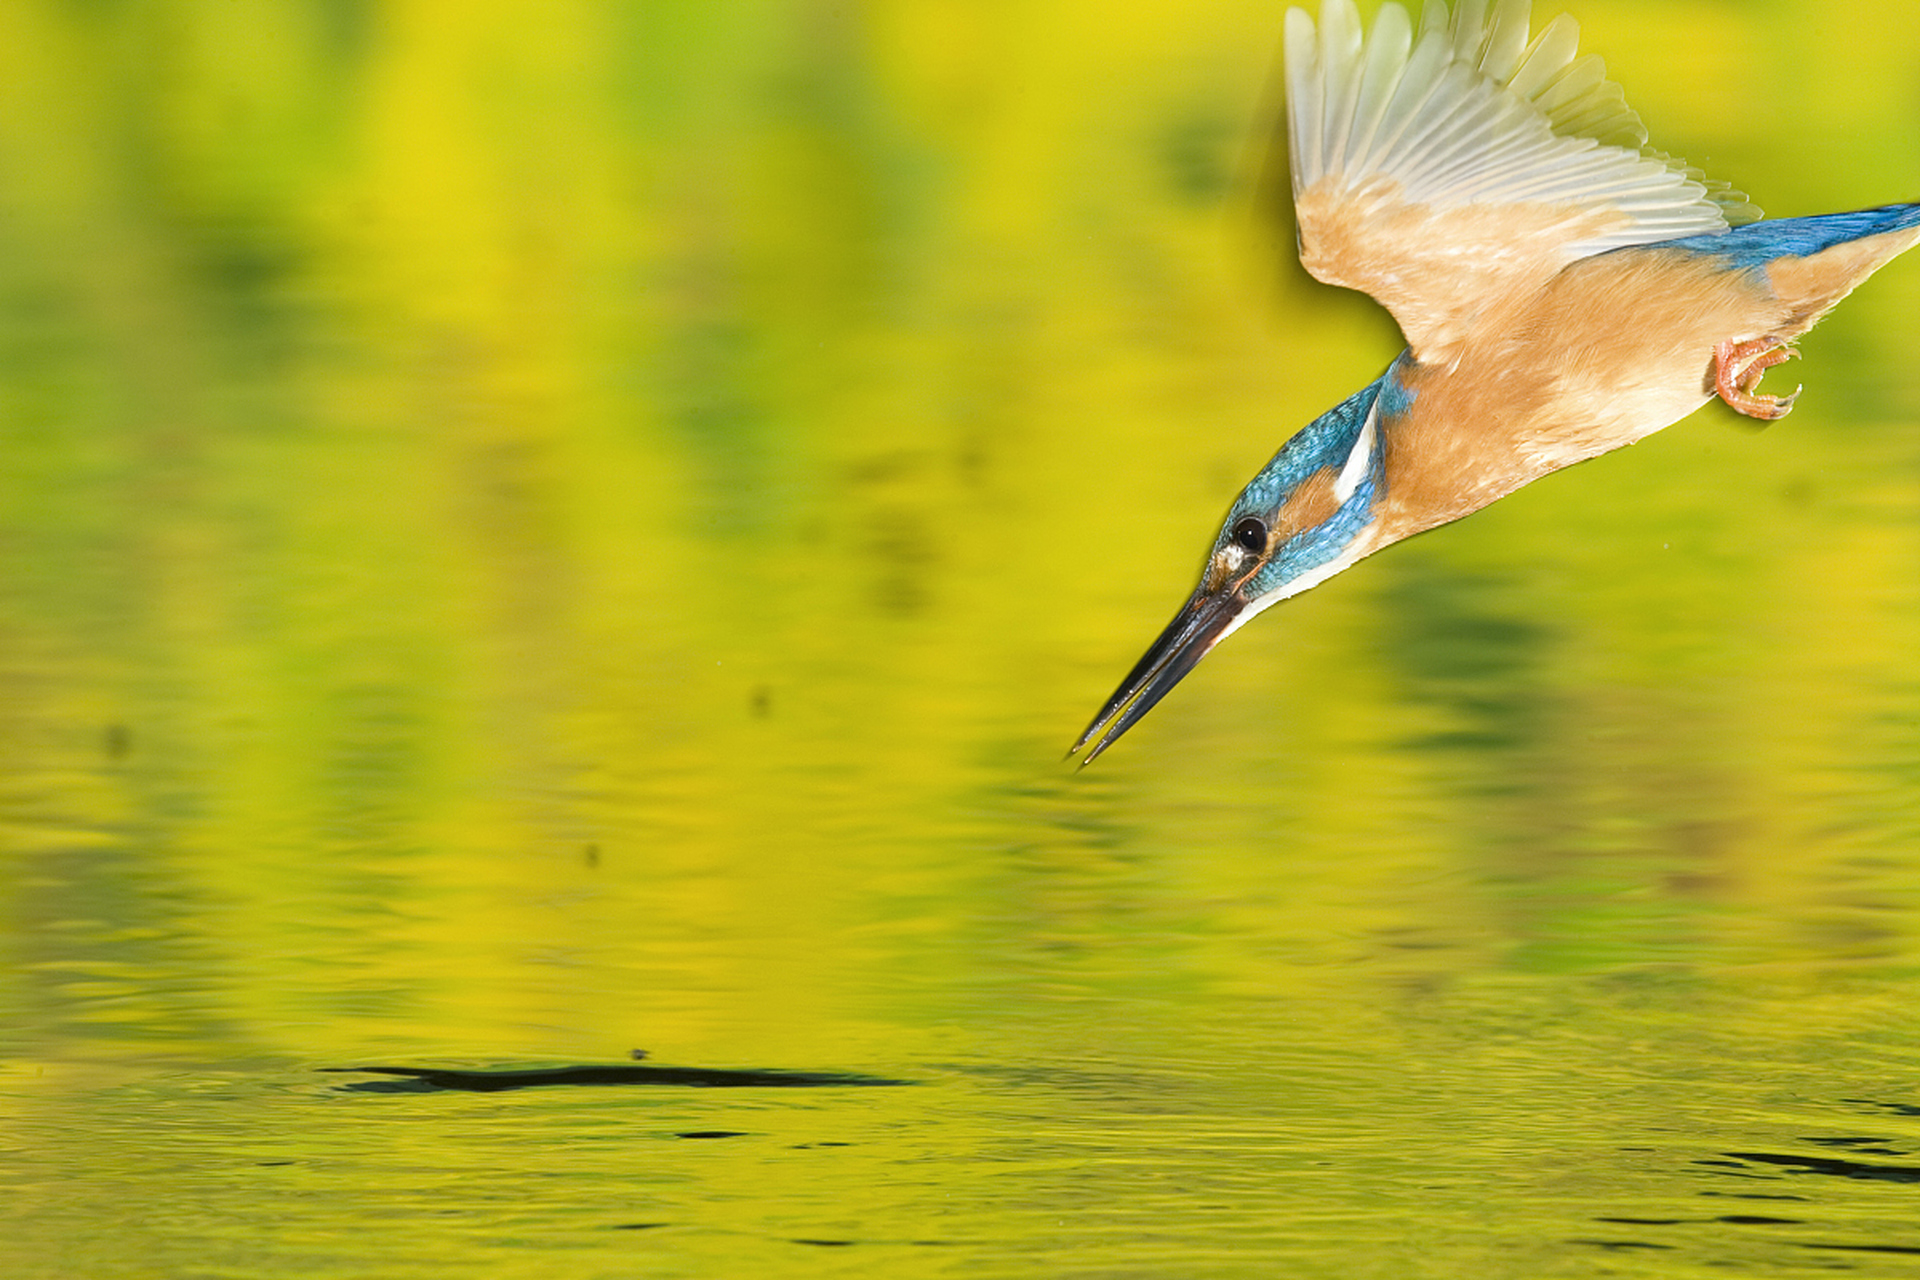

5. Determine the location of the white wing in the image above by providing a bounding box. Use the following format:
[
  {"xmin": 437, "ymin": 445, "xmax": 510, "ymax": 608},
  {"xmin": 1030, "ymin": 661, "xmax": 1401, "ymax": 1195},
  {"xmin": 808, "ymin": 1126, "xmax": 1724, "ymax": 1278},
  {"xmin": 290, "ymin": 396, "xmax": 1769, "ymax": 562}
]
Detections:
[{"xmin": 1286, "ymin": 0, "xmax": 1757, "ymax": 365}]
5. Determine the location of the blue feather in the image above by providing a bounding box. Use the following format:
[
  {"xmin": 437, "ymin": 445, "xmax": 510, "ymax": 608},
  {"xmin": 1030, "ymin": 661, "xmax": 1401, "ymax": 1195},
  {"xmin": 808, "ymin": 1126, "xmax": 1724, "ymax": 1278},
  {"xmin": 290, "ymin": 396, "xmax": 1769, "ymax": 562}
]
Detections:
[
  {"xmin": 1230, "ymin": 364, "xmax": 1405, "ymax": 594},
  {"xmin": 1661, "ymin": 203, "xmax": 1920, "ymax": 271}
]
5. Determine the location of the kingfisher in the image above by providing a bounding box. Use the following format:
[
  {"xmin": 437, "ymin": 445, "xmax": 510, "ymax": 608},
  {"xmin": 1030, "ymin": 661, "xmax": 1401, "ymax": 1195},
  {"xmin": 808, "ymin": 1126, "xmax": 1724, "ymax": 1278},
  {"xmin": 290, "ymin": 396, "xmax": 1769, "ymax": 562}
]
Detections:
[{"xmin": 1072, "ymin": 0, "xmax": 1920, "ymax": 763}]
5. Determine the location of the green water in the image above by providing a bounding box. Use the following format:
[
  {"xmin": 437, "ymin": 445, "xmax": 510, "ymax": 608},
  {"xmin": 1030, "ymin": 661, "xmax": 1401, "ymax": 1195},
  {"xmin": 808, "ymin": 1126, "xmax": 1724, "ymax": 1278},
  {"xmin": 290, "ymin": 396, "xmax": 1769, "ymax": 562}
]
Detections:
[{"xmin": 6, "ymin": 1, "xmax": 1920, "ymax": 1275}]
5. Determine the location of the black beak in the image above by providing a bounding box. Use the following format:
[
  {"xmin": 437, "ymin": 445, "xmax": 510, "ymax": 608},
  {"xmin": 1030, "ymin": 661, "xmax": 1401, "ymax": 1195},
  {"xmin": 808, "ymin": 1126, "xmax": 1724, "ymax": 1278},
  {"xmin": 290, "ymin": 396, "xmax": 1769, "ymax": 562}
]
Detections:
[{"xmin": 1069, "ymin": 586, "xmax": 1247, "ymax": 765}]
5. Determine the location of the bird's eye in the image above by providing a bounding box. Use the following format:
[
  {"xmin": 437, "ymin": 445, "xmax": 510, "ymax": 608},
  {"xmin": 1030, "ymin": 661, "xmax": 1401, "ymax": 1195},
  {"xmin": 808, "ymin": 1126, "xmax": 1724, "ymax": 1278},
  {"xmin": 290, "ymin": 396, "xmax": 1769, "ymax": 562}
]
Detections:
[{"xmin": 1230, "ymin": 515, "xmax": 1268, "ymax": 552}]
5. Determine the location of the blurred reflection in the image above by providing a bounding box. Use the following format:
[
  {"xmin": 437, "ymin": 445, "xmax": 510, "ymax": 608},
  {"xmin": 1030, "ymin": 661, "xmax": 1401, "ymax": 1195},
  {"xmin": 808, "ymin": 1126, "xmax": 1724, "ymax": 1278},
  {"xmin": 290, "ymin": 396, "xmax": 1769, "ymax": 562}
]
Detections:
[{"xmin": 1, "ymin": 1, "xmax": 1919, "ymax": 1275}]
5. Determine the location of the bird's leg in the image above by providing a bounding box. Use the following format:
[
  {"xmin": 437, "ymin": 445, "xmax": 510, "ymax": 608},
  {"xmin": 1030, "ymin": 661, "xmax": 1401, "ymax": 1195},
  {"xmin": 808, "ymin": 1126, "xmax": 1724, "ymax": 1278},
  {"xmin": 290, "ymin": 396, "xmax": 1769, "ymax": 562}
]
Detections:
[{"xmin": 1714, "ymin": 336, "xmax": 1802, "ymax": 421}]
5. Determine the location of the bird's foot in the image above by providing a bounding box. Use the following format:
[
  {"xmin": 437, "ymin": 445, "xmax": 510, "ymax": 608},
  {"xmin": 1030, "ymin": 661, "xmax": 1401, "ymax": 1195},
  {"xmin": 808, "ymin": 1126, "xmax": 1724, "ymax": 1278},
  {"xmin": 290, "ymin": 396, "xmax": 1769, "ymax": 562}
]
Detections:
[{"xmin": 1714, "ymin": 337, "xmax": 1802, "ymax": 421}]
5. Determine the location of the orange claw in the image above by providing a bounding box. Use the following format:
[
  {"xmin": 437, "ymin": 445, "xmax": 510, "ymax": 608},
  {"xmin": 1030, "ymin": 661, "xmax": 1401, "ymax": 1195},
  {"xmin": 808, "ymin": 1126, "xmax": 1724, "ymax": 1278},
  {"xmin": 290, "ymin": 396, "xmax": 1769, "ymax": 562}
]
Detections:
[{"xmin": 1714, "ymin": 336, "xmax": 1802, "ymax": 420}]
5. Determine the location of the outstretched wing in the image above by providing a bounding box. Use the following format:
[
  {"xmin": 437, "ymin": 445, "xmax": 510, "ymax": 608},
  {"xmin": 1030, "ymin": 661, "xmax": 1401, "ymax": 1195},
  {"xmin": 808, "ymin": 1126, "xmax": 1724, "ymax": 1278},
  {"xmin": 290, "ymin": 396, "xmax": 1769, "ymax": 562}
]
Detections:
[{"xmin": 1286, "ymin": 0, "xmax": 1758, "ymax": 367}]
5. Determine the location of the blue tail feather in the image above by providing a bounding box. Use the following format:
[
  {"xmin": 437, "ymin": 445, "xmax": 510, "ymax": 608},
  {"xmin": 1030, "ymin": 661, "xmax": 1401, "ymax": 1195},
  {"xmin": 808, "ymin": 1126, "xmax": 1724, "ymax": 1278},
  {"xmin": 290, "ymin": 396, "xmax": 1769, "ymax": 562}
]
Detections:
[{"xmin": 1661, "ymin": 202, "xmax": 1920, "ymax": 269}]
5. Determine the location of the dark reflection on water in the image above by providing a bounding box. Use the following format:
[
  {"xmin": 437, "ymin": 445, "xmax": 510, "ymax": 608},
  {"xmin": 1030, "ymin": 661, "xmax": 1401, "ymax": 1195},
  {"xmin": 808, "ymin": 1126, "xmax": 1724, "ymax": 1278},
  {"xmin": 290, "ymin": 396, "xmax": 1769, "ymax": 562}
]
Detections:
[
  {"xmin": 327, "ymin": 1063, "xmax": 912, "ymax": 1092},
  {"xmin": 1377, "ymin": 554, "xmax": 1551, "ymax": 761},
  {"xmin": 1721, "ymin": 1149, "xmax": 1920, "ymax": 1184}
]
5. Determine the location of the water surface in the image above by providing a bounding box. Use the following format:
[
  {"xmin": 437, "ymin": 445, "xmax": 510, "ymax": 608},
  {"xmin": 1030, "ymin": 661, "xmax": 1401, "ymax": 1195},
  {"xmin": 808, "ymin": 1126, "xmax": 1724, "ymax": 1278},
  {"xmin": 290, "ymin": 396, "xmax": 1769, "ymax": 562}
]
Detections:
[{"xmin": 6, "ymin": 1, "xmax": 1920, "ymax": 1275}]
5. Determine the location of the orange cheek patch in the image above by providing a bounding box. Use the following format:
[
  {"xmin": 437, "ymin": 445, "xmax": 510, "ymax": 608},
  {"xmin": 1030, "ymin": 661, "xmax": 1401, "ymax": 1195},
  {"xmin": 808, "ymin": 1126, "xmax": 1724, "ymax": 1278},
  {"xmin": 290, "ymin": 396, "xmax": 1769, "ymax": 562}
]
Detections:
[{"xmin": 1272, "ymin": 468, "xmax": 1343, "ymax": 541}]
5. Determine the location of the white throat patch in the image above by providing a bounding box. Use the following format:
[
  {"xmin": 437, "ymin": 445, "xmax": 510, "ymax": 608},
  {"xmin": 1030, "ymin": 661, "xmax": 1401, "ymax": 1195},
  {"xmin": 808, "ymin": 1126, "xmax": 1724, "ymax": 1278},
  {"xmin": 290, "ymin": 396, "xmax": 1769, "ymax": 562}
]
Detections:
[{"xmin": 1331, "ymin": 399, "xmax": 1378, "ymax": 506}]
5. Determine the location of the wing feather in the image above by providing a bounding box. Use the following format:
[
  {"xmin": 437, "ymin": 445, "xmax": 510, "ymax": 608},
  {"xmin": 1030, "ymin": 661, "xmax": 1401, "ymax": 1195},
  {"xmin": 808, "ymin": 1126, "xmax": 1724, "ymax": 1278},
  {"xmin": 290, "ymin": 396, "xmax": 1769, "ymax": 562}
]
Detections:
[{"xmin": 1286, "ymin": 0, "xmax": 1759, "ymax": 365}]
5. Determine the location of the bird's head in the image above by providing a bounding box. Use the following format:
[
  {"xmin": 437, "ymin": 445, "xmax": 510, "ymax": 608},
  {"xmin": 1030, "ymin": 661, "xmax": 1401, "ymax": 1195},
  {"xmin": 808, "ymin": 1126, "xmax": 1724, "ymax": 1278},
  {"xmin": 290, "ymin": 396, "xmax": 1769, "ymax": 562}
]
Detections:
[{"xmin": 1071, "ymin": 368, "xmax": 1405, "ymax": 764}]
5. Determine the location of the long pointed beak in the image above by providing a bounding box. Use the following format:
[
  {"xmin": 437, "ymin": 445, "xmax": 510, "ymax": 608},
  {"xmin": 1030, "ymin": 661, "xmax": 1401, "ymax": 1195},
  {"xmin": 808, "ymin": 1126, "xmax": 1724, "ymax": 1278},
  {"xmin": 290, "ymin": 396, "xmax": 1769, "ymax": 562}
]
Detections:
[{"xmin": 1069, "ymin": 586, "xmax": 1247, "ymax": 765}]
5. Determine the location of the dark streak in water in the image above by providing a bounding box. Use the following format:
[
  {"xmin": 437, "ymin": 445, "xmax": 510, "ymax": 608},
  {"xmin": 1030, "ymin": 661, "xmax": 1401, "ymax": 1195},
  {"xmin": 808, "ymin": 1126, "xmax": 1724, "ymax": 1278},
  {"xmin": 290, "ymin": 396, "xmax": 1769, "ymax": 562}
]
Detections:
[
  {"xmin": 1801, "ymin": 1243, "xmax": 1920, "ymax": 1256},
  {"xmin": 1704, "ymin": 1189, "xmax": 1804, "ymax": 1205},
  {"xmin": 1699, "ymin": 1191, "xmax": 1811, "ymax": 1202},
  {"xmin": 1723, "ymin": 1151, "xmax": 1920, "ymax": 1183},
  {"xmin": 1801, "ymin": 1135, "xmax": 1907, "ymax": 1156},
  {"xmin": 1596, "ymin": 1214, "xmax": 1802, "ymax": 1227},
  {"xmin": 323, "ymin": 1063, "xmax": 911, "ymax": 1092}
]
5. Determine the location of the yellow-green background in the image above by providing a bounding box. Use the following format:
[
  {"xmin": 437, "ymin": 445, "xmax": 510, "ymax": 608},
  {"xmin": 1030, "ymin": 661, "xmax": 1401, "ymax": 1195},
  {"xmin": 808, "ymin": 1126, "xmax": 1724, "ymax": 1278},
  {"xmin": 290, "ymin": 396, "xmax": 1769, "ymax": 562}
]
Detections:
[{"xmin": 4, "ymin": 1, "xmax": 1920, "ymax": 1275}]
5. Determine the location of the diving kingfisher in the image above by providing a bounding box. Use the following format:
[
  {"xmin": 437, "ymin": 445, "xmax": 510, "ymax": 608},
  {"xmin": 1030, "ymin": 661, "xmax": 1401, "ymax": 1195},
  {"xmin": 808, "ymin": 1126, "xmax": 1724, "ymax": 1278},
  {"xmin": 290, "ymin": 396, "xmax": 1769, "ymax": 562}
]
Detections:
[{"xmin": 1072, "ymin": 0, "xmax": 1920, "ymax": 763}]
